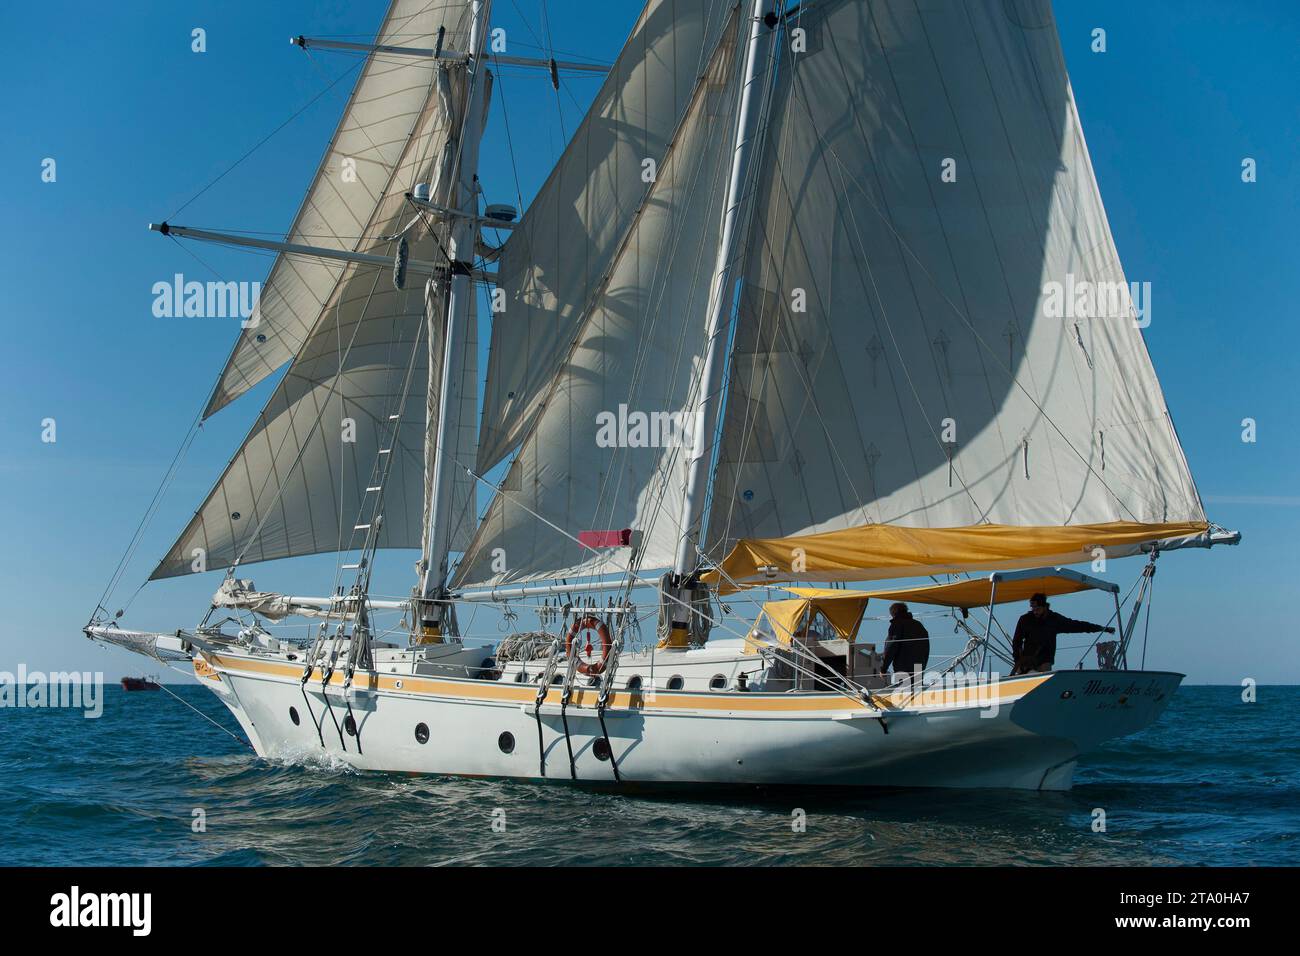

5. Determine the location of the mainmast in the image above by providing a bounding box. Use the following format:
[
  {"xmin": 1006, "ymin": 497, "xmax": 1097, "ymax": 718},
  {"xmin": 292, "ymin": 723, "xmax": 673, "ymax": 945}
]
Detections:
[
  {"xmin": 674, "ymin": 0, "xmax": 776, "ymax": 577},
  {"xmin": 417, "ymin": 0, "xmax": 493, "ymax": 643},
  {"xmin": 661, "ymin": 0, "xmax": 777, "ymax": 645}
]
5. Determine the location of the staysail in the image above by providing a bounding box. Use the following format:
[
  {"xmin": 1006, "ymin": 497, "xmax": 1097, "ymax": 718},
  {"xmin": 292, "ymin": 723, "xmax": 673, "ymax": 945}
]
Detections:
[
  {"xmin": 702, "ymin": 0, "xmax": 1206, "ymax": 570},
  {"xmin": 202, "ymin": 0, "xmax": 474, "ymax": 418},
  {"xmin": 152, "ymin": 1, "xmax": 477, "ymax": 580},
  {"xmin": 453, "ymin": 14, "xmax": 742, "ymax": 588},
  {"xmin": 475, "ymin": 0, "xmax": 735, "ymax": 471}
]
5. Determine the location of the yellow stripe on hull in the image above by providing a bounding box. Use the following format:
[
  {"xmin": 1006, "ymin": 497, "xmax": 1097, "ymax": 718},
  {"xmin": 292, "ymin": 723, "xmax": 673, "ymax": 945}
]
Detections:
[{"xmin": 202, "ymin": 651, "xmax": 1050, "ymax": 715}]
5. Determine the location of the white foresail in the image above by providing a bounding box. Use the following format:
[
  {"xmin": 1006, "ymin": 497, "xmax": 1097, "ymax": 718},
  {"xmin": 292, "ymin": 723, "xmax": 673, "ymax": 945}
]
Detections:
[
  {"xmin": 475, "ymin": 0, "xmax": 735, "ymax": 471},
  {"xmin": 151, "ymin": 264, "xmax": 474, "ymax": 580},
  {"xmin": 703, "ymin": 0, "xmax": 1205, "ymax": 560},
  {"xmin": 202, "ymin": 0, "xmax": 474, "ymax": 418},
  {"xmin": 453, "ymin": 19, "xmax": 742, "ymax": 588},
  {"xmin": 152, "ymin": 2, "xmax": 477, "ymax": 580}
]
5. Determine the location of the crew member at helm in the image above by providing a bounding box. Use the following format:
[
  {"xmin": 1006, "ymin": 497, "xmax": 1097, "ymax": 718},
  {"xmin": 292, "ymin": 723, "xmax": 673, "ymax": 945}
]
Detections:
[{"xmin": 1011, "ymin": 593, "xmax": 1115, "ymax": 675}]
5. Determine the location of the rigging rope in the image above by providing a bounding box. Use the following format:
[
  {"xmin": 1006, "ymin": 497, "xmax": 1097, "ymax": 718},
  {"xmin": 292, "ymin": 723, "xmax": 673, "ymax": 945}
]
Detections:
[
  {"xmin": 1140, "ymin": 569, "xmax": 1155, "ymax": 670},
  {"xmin": 148, "ymin": 654, "xmax": 255, "ymax": 752},
  {"xmin": 227, "ymin": 264, "xmax": 387, "ymax": 575},
  {"xmin": 169, "ymin": 59, "xmax": 364, "ymax": 221}
]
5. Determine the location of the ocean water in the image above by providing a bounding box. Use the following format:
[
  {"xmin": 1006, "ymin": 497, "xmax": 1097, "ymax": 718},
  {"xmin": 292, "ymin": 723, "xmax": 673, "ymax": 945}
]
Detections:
[{"xmin": 0, "ymin": 684, "xmax": 1294, "ymax": 866}]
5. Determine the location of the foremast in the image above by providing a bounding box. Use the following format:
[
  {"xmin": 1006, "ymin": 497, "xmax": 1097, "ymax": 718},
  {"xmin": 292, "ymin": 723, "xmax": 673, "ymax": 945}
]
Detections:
[{"xmin": 416, "ymin": 0, "xmax": 494, "ymax": 644}]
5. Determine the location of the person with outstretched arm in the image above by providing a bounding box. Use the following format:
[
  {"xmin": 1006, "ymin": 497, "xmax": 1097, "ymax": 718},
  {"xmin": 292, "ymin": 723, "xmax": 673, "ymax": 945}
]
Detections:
[{"xmin": 1010, "ymin": 592, "xmax": 1115, "ymax": 675}]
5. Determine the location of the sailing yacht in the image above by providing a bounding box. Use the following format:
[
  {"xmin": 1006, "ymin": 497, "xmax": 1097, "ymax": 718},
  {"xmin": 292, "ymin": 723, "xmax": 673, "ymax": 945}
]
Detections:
[{"xmin": 87, "ymin": 0, "xmax": 1238, "ymax": 791}]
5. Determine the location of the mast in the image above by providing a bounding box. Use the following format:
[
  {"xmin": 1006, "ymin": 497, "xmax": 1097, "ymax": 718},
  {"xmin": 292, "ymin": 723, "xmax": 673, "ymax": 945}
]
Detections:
[
  {"xmin": 417, "ymin": 0, "xmax": 493, "ymax": 642},
  {"xmin": 673, "ymin": 0, "xmax": 777, "ymax": 578},
  {"xmin": 650, "ymin": 0, "xmax": 775, "ymax": 650}
]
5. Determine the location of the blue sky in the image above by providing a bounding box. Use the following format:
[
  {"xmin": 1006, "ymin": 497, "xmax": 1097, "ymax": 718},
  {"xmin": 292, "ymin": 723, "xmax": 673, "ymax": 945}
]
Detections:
[{"xmin": 1, "ymin": 0, "xmax": 1296, "ymax": 684}]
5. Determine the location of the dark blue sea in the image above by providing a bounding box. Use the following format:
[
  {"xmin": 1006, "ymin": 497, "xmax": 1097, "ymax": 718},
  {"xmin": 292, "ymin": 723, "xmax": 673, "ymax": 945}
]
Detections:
[{"xmin": 1, "ymin": 685, "xmax": 1294, "ymax": 866}]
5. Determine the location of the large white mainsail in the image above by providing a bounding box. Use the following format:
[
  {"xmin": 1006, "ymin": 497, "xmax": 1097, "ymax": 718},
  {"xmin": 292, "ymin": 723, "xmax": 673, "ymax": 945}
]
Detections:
[
  {"xmin": 475, "ymin": 0, "xmax": 735, "ymax": 471},
  {"xmin": 152, "ymin": 0, "xmax": 477, "ymax": 580},
  {"xmin": 454, "ymin": 14, "xmax": 743, "ymax": 588},
  {"xmin": 703, "ymin": 0, "xmax": 1205, "ymax": 566}
]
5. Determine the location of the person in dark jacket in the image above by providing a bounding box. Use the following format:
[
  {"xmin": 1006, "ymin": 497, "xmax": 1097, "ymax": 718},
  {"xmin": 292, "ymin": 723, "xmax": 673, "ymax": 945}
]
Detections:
[
  {"xmin": 882, "ymin": 602, "xmax": 929, "ymax": 682},
  {"xmin": 1011, "ymin": 593, "xmax": 1115, "ymax": 675}
]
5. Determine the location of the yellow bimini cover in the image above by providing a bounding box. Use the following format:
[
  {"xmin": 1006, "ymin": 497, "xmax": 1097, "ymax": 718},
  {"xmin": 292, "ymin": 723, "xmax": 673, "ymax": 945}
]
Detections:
[
  {"xmin": 750, "ymin": 589, "xmax": 872, "ymax": 652},
  {"xmin": 855, "ymin": 574, "xmax": 1110, "ymax": 611},
  {"xmin": 707, "ymin": 521, "xmax": 1210, "ymax": 595}
]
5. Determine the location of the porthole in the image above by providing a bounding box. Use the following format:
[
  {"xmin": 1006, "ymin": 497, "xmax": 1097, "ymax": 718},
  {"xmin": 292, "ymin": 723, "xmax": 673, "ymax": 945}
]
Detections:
[
  {"xmin": 514, "ymin": 671, "xmax": 525, "ymax": 683},
  {"xmin": 666, "ymin": 675, "xmax": 685, "ymax": 690},
  {"xmin": 1060, "ymin": 690, "xmax": 1074, "ymax": 700},
  {"xmin": 498, "ymin": 731, "xmax": 515, "ymax": 754},
  {"xmin": 414, "ymin": 722, "xmax": 430, "ymax": 744},
  {"xmin": 593, "ymin": 737, "xmax": 612, "ymax": 762},
  {"xmin": 587, "ymin": 675, "xmax": 601, "ymax": 687},
  {"xmin": 709, "ymin": 674, "xmax": 727, "ymax": 691},
  {"xmin": 626, "ymin": 675, "xmax": 643, "ymax": 691},
  {"xmin": 343, "ymin": 714, "xmax": 357, "ymax": 736},
  {"xmin": 551, "ymin": 673, "xmax": 564, "ymax": 685},
  {"xmin": 289, "ymin": 706, "xmax": 300, "ymax": 725}
]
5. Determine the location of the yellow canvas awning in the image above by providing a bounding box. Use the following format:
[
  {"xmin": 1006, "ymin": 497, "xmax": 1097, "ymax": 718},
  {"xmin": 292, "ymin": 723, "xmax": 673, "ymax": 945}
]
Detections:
[
  {"xmin": 705, "ymin": 521, "xmax": 1210, "ymax": 594},
  {"xmin": 853, "ymin": 574, "xmax": 1110, "ymax": 611},
  {"xmin": 752, "ymin": 571, "xmax": 1112, "ymax": 649}
]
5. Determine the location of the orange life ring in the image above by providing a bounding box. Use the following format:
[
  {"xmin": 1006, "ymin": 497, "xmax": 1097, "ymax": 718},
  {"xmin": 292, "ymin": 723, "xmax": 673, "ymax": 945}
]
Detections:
[{"xmin": 566, "ymin": 616, "xmax": 612, "ymax": 675}]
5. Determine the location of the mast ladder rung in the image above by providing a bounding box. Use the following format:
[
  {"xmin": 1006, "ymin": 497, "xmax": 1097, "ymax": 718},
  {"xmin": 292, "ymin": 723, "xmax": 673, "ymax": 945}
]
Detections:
[
  {"xmin": 341, "ymin": 563, "xmax": 362, "ymax": 570},
  {"xmin": 365, "ymin": 486, "xmax": 382, "ymax": 493},
  {"xmin": 378, "ymin": 449, "xmax": 392, "ymax": 455},
  {"xmin": 354, "ymin": 524, "xmax": 371, "ymax": 531}
]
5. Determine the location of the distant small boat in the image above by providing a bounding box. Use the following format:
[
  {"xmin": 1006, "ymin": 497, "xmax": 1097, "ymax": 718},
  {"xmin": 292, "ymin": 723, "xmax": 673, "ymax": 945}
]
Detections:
[{"xmin": 120, "ymin": 676, "xmax": 160, "ymax": 692}]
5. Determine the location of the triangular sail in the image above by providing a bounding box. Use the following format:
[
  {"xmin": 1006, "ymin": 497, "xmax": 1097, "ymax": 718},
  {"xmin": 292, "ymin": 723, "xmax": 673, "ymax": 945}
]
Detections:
[
  {"xmin": 203, "ymin": 0, "xmax": 474, "ymax": 418},
  {"xmin": 703, "ymin": 0, "xmax": 1204, "ymax": 565},
  {"xmin": 453, "ymin": 17, "xmax": 742, "ymax": 588},
  {"xmin": 152, "ymin": 2, "xmax": 478, "ymax": 580},
  {"xmin": 475, "ymin": 0, "xmax": 735, "ymax": 471},
  {"xmin": 151, "ymin": 262, "xmax": 477, "ymax": 579}
]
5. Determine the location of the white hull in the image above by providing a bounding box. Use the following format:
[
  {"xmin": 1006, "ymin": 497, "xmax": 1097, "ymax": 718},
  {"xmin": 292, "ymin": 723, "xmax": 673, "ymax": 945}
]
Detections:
[{"xmin": 193, "ymin": 649, "xmax": 1181, "ymax": 792}]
